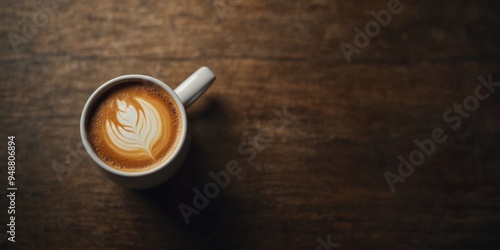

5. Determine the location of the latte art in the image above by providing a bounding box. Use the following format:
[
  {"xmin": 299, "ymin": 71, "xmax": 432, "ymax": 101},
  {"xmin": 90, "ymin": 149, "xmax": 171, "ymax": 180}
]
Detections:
[
  {"xmin": 105, "ymin": 98, "xmax": 164, "ymax": 161},
  {"xmin": 87, "ymin": 81, "xmax": 182, "ymax": 172}
]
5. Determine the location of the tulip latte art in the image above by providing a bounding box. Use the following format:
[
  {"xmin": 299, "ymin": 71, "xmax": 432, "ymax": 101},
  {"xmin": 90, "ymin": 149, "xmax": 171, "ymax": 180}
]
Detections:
[{"xmin": 87, "ymin": 81, "xmax": 182, "ymax": 172}]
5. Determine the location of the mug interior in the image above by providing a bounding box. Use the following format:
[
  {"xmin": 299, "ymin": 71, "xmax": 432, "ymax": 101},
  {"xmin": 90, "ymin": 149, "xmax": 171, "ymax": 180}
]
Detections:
[{"xmin": 80, "ymin": 75, "xmax": 188, "ymax": 177}]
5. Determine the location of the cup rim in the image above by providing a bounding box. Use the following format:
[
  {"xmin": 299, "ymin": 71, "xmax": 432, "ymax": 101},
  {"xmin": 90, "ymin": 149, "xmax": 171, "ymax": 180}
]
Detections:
[{"xmin": 79, "ymin": 74, "xmax": 188, "ymax": 177}]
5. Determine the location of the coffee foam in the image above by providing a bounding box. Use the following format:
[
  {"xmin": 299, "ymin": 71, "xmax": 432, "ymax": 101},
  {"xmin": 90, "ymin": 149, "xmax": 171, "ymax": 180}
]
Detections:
[{"xmin": 87, "ymin": 81, "xmax": 182, "ymax": 172}]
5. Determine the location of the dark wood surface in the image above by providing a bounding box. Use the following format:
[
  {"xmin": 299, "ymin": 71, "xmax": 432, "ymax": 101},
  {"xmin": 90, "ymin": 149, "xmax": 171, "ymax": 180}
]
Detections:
[{"xmin": 1, "ymin": 0, "xmax": 500, "ymax": 249}]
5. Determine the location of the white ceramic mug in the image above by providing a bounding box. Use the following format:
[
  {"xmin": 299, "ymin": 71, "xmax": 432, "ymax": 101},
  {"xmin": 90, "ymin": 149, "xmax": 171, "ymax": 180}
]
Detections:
[{"xmin": 80, "ymin": 66, "xmax": 216, "ymax": 189}]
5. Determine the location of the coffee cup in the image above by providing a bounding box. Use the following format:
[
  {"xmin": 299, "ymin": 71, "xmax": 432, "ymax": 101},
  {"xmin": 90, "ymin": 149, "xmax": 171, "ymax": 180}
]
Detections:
[{"xmin": 80, "ymin": 66, "xmax": 215, "ymax": 189}]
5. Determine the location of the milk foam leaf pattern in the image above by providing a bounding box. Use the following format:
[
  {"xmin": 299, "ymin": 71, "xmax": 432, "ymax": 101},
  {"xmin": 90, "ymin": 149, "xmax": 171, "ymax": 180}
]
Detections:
[{"xmin": 105, "ymin": 98, "xmax": 162, "ymax": 160}]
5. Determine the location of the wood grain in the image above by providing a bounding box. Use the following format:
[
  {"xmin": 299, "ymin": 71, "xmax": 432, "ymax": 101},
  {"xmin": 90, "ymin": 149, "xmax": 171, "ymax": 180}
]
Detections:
[{"xmin": 0, "ymin": 0, "xmax": 499, "ymax": 249}]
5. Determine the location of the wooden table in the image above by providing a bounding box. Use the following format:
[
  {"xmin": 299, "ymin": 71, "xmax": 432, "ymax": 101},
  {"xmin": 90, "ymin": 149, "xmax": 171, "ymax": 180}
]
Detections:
[{"xmin": 1, "ymin": 0, "xmax": 499, "ymax": 249}]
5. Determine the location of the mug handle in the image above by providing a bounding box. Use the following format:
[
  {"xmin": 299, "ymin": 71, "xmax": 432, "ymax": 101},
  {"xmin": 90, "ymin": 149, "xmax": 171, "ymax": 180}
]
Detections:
[{"xmin": 174, "ymin": 66, "xmax": 216, "ymax": 109}]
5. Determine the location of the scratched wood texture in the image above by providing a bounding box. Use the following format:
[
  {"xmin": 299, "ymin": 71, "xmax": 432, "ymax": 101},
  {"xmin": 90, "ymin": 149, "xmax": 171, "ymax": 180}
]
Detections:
[{"xmin": 1, "ymin": 0, "xmax": 500, "ymax": 249}]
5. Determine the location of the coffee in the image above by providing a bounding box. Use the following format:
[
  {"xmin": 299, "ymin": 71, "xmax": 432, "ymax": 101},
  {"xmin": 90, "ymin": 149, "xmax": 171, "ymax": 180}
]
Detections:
[{"xmin": 86, "ymin": 81, "xmax": 182, "ymax": 172}]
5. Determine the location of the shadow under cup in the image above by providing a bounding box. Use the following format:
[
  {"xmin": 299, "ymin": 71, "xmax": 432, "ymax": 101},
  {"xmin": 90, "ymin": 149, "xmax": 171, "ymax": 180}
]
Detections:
[{"xmin": 80, "ymin": 75, "xmax": 189, "ymax": 189}]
